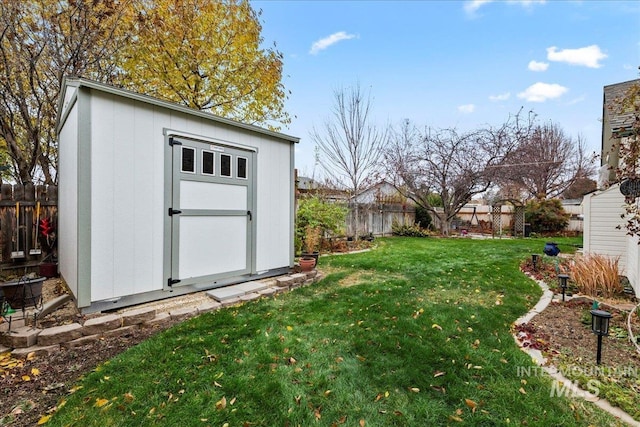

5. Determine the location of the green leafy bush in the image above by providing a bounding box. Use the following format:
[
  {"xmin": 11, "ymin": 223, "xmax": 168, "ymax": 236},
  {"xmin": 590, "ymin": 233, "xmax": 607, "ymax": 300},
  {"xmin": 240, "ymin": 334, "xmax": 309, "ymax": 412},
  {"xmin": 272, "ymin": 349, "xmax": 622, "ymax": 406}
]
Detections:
[
  {"xmin": 525, "ymin": 198, "xmax": 569, "ymax": 233},
  {"xmin": 296, "ymin": 196, "xmax": 347, "ymax": 252}
]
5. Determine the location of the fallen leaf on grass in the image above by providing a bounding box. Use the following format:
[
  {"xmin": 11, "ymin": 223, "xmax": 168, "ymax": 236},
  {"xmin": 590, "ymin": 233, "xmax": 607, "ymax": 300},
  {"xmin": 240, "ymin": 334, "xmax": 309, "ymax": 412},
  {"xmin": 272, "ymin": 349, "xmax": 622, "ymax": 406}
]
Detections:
[
  {"xmin": 95, "ymin": 398, "xmax": 109, "ymax": 407},
  {"xmin": 518, "ymin": 387, "xmax": 526, "ymax": 395},
  {"xmin": 37, "ymin": 415, "xmax": 51, "ymax": 425},
  {"xmin": 216, "ymin": 396, "xmax": 227, "ymax": 410},
  {"xmin": 409, "ymin": 387, "xmax": 420, "ymax": 393},
  {"xmin": 465, "ymin": 399, "xmax": 477, "ymax": 413},
  {"xmin": 359, "ymin": 419, "xmax": 365, "ymax": 427},
  {"xmin": 433, "ymin": 371, "xmax": 445, "ymax": 377},
  {"xmin": 432, "ymin": 324, "xmax": 442, "ymax": 330}
]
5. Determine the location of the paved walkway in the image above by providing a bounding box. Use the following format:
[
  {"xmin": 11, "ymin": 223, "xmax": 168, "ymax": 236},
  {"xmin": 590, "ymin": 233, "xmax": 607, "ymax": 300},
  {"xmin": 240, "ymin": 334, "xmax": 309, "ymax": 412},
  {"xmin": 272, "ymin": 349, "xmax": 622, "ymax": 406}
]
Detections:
[{"xmin": 513, "ymin": 276, "xmax": 640, "ymax": 427}]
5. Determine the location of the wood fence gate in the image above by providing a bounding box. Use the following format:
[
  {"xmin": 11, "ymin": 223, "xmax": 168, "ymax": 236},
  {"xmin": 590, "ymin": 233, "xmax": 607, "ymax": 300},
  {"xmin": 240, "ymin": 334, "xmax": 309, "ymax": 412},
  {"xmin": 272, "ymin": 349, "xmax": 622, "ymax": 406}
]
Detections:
[{"xmin": 0, "ymin": 183, "xmax": 57, "ymax": 269}]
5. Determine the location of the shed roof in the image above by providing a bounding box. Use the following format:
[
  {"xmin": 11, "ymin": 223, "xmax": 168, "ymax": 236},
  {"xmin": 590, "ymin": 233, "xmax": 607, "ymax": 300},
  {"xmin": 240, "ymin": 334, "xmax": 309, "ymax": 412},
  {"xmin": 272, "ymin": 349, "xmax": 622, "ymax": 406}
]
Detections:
[
  {"xmin": 57, "ymin": 76, "xmax": 300, "ymax": 144},
  {"xmin": 603, "ymin": 78, "xmax": 640, "ymax": 137}
]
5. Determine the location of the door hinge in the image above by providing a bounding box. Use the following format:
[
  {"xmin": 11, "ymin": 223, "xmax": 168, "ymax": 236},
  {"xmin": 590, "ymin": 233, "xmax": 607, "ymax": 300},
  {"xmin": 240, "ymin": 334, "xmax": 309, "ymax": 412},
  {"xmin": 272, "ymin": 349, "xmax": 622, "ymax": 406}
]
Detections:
[
  {"xmin": 168, "ymin": 208, "xmax": 182, "ymax": 216},
  {"xmin": 169, "ymin": 137, "xmax": 182, "ymax": 146},
  {"xmin": 167, "ymin": 278, "xmax": 181, "ymax": 287}
]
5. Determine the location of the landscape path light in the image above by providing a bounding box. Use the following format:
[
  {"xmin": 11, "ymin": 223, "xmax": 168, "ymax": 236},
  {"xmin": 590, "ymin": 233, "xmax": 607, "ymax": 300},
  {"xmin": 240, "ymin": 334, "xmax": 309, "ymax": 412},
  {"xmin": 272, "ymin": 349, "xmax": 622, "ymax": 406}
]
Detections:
[
  {"xmin": 590, "ymin": 309, "xmax": 612, "ymax": 365},
  {"xmin": 531, "ymin": 254, "xmax": 540, "ymax": 271},
  {"xmin": 557, "ymin": 274, "xmax": 569, "ymax": 301}
]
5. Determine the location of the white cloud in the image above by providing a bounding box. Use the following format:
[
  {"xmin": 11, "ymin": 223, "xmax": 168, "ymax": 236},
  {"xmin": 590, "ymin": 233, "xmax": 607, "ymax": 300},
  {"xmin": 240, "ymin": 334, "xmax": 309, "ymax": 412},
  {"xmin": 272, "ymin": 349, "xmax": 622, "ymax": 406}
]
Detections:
[
  {"xmin": 309, "ymin": 31, "xmax": 356, "ymax": 55},
  {"xmin": 458, "ymin": 104, "xmax": 476, "ymax": 113},
  {"xmin": 517, "ymin": 82, "xmax": 568, "ymax": 102},
  {"xmin": 489, "ymin": 92, "xmax": 511, "ymax": 102},
  {"xmin": 464, "ymin": 0, "xmax": 544, "ymax": 15},
  {"xmin": 528, "ymin": 60, "xmax": 549, "ymax": 72},
  {"xmin": 464, "ymin": 0, "xmax": 493, "ymax": 14},
  {"xmin": 546, "ymin": 45, "xmax": 607, "ymax": 68}
]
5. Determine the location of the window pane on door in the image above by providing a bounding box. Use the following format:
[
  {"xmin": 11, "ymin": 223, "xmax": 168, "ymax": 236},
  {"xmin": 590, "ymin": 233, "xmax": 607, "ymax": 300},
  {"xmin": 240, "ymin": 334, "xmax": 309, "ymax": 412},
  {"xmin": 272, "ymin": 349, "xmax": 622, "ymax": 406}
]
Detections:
[
  {"xmin": 181, "ymin": 147, "xmax": 195, "ymax": 173},
  {"xmin": 202, "ymin": 151, "xmax": 215, "ymax": 175},
  {"xmin": 237, "ymin": 157, "xmax": 247, "ymax": 179},
  {"xmin": 221, "ymin": 154, "xmax": 232, "ymax": 177}
]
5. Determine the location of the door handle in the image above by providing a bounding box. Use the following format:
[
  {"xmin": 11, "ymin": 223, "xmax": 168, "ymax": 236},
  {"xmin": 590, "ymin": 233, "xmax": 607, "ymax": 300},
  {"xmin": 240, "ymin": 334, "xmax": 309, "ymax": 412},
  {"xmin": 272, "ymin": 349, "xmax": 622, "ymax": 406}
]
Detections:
[{"xmin": 247, "ymin": 210, "xmax": 252, "ymax": 221}]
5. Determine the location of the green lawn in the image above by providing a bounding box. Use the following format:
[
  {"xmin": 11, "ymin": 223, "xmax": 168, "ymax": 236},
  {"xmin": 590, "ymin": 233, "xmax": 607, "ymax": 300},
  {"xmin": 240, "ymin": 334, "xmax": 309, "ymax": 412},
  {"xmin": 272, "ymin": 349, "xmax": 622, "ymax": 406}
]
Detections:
[{"xmin": 47, "ymin": 237, "xmax": 626, "ymax": 426}]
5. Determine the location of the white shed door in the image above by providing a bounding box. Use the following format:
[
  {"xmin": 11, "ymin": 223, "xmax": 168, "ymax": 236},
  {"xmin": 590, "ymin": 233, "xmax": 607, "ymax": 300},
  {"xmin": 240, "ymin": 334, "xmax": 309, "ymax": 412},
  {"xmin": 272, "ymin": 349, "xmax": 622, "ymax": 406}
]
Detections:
[{"xmin": 168, "ymin": 137, "xmax": 255, "ymax": 288}]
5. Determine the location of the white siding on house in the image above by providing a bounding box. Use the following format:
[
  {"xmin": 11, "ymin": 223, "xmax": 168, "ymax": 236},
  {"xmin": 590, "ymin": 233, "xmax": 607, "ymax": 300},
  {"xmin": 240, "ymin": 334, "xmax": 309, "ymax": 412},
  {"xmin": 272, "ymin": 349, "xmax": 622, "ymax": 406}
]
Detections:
[
  {"xmin": 627, "ymin": 234, "xmax": 639, "ymax": 293},
  {"xmin": 583, "ymin": 184, "xmax": 627, "ymax": 273}
]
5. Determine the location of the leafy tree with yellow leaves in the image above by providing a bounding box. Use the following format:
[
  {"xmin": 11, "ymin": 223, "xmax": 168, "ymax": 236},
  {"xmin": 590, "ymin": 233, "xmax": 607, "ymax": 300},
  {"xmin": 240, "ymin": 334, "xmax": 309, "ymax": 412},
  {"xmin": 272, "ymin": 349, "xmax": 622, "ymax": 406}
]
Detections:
[
  {"xmin": 0, "ymin": 0, "xmax": 289, "ymax": 184},
  {"xmin": 117, "ymin": 0, "xmax": 289, "ymax": 128}
]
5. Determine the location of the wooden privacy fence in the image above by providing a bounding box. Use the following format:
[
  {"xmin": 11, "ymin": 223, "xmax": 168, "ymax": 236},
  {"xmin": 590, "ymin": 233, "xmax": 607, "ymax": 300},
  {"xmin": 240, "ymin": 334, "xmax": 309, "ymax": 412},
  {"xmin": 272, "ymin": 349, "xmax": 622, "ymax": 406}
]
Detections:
[
  {"xmin": 0, "ymin": 183, "xmax": 57, "ymax": 268},
  {"xmin": 346, "ymin": 202, "xmax": 416, "ymax": 237}
]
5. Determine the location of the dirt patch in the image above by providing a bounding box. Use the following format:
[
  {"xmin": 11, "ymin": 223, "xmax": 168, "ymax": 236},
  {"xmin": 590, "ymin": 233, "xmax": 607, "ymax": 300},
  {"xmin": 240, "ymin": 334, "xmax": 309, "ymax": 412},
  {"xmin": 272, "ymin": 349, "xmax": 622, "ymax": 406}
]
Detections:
[{"xmin": 518, "ymin": 297, "xmax": 640, "ymax": 369}]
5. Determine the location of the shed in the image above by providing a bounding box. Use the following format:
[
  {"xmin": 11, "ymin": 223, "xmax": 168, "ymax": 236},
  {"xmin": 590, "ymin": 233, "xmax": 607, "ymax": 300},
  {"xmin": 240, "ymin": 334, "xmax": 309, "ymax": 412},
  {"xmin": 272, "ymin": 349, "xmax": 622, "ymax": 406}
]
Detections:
[{"xmin": 56, "ymin": 77, "xmax": 299, "ymax": 313}]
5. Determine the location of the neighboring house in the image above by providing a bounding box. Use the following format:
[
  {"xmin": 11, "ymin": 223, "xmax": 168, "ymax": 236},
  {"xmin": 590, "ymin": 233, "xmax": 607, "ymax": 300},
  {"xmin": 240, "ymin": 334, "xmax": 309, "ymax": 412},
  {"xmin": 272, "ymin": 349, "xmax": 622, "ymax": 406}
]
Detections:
[
  {"xmin": 295, "ymin": 174, "xmax": 349, "ymax": 202},
  {"xmin": 351, "ymin": 181, "xmax": 407, "ymax": 205},
  {"xmin": 599, "ymin": 78, "xmax": 640, "ymax": 187},
  {"xmin": 57, "ymin": 77, "xmax": 299, "ymax": 313},
  {"xmin": 583, "ymin": 78, "xmax": 640, "ymax": 295}
]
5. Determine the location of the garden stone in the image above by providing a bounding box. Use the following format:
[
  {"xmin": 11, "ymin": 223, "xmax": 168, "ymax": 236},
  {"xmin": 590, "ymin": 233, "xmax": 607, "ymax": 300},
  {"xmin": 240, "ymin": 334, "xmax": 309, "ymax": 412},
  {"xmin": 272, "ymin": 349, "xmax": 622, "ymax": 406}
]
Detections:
[
  {"xmin": 169, "ymin": 307, "xmax": 197, "ymax": 321},
  {"xmin": 240, "ymin": 293, "xmax": 260, "ymax": 302},
  {"xmin": 144, "ymin": 312, "xmax": 172, "ymax": 329},
  {"xmin": 122, "ymin": 308, "xmax": 156, "ymax": 326},
  {"xmin": 1, "ymin": 326, "xmax": 41, "ymax": 348},
  {"xmin": 276, "ymin": 276, "xmax": 294, "ymax": 289},
  {"xmin": 82, "ymin": 314, "xmax": 122, "ymax": 335},
  {"xmin": 290, "ymin": 273, "xmax": 307, "ymax": 284},
  {"xmin": 62, "ymin": 334, "xmax": 100, "ymax": 349},
  {"xmin": 103, "ymin": 325, "xmax": 139, "ymax": 338},
  {"xmin": 11, "ymin": 345, "xmax": 60, "ymax": 358},
  {"xmin": 38, "ymin": 323, "xmax": 82, "ymax": 346},
  {"xmin": 197, "ymin": 301, "xmax": 222, "ymax": 313}
]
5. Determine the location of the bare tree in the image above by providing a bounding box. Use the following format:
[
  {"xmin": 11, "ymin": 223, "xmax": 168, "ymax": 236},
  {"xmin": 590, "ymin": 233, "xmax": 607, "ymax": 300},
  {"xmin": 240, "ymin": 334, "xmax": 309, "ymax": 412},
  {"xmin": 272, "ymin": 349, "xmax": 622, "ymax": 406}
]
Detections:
[
  {"xmin": 310, "ymin": 84, "xmax": 385, "ymax": 239},
  {"xmin": 497, "ymin": 122, "xmax": 597, "ymax": 200},
  {"xmin": 385, "ymin": 112, "xmax": 532, "ymax": 235}
]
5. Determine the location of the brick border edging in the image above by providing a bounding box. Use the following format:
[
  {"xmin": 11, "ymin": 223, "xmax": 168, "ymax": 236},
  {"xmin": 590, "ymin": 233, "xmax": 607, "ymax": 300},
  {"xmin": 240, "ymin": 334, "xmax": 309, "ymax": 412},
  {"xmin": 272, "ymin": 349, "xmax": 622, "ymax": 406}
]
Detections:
[
  {"xmin": 1, "ymin": 270, "xmax": 322, "ymax": 357},
  {"xmin": 513, "ymin": 273, "xmax": 640, "ymax": 427}
]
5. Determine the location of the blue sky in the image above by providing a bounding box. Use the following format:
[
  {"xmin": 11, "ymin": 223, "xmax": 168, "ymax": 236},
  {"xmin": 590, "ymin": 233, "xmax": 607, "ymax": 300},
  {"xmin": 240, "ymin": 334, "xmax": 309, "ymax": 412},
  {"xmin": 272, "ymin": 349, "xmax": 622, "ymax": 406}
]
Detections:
[{"xmin": 253, "ymin": 0, "xmax": 640, "ymax": 178}]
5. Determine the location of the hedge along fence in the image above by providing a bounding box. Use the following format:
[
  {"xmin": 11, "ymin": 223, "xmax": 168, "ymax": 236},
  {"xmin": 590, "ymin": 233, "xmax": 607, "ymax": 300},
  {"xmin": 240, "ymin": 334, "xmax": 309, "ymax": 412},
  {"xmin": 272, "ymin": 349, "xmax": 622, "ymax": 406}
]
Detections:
[{"xmin": 0, "ymin": 183, "xmax": 57, "ymax": 268}]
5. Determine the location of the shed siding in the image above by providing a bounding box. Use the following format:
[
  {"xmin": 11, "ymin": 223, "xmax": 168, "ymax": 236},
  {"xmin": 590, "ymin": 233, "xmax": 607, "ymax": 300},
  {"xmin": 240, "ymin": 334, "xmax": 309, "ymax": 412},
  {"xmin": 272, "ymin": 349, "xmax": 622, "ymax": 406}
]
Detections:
[
  {"xmin": 58, "ymin": 96, "xmax": 79, "ymax": 298},
  {"xmin": 583, "ymin": 185, "xmax": 627, "ymax": 273},
  {"xmin": 255, "ymin": 134, "xmax": 293, "ymax": 271},
  {"xmin": 85, "ymin": 89, "xmax": 292, "ymax": 302}
]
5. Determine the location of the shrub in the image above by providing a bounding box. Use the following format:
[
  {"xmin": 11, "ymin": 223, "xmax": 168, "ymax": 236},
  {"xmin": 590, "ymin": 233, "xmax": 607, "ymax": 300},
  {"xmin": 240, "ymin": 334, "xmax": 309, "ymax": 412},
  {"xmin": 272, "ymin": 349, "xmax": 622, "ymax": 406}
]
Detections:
[
  {"xmin": 570, "ymin": 254, "xmax": 622, "ymax": 297},
  {"xmin": 391, "ymin": 220, "xmax": 429, "ymax": 237},
  {"xmin": 415, "ymin": 205, "xmax": 433, "ymax": 230},
  {"xmin": 525, "ymin": 198, "xmax": 570, "ymax": 233},
  {"xmin": 296, "ymin": 196, "xmax": 348, "ymax": 252}
]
